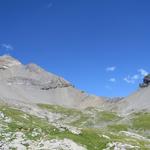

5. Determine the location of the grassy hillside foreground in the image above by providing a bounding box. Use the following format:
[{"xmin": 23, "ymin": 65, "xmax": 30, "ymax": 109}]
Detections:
[{"xmin": 0, "ymin": 104, "xmax": 150, "ymax": 150}]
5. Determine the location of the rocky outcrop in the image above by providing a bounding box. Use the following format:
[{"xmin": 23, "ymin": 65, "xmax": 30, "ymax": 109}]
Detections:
[
  {"xmin": 139, "ymin": 74, "xmax": 150, "ymax": 88},
  {"xmin": 0, "ymin": 132, "xmax": 87, "ymax": 150},
  {"xmin": 7, "ymin": 76, "xmax": 71, "ymax": 90}
]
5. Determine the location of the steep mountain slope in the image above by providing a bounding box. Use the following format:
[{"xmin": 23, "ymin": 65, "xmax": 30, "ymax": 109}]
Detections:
[
  {"xmin": 118, "ymin": 86, "xmax": 150, "ymax": 114},
  {"xmin": 0, "ymin": 55, "xmax": 106, "ymax": 108}
]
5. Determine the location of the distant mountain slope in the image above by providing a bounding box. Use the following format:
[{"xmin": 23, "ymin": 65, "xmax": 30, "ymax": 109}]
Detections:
[
  {"xmin": 0, "ymin": 55, "xmax": 106, "ymax": 108},
  {"xmin": 118, "ymin": 86, "xmax": 150, "ymax": 113}
]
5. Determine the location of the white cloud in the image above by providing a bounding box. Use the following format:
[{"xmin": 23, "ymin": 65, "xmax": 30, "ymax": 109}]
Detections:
[
  {"xmin": 109, "ymin": 78, "xmax": 116, "ymax": 82},
  {"xmin": 132, "ymin": 74, "xmax": 139, "ymax": 80},
  {"xmin": 124, "ymin": 69, "xmax": 149, "ymax": 84},
  {"xmin": 138, "ymin": 69, "xmax": 148, "ymax": 76},
  {"xmin": 1, "ymin": 44, "xmax": 13, "ymax": 51},
  {"xmin": 124, "ymin": 75, "xmax": 137, "ymax": 84},
  {"xmin": 106, "ymin": 66, "xmax": 116, "ymax": 72}
]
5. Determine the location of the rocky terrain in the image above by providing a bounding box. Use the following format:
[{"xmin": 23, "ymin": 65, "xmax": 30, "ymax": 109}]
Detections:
[
  {"xmin": 0, "ymin": 55, "xmax": 107, "ymax": 109},
  {"xmin": 0, "ymin": 55, "xmax": 150, "ymax": 150}
]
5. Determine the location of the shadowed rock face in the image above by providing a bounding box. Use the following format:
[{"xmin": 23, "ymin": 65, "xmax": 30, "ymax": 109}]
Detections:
[
  {"xmin": 139, "ymin": 74, "xmax": 150, "ymax": 88},
  {"xmin": 0, "ymin": 55, "xmax": 106, "ymax": 108}
]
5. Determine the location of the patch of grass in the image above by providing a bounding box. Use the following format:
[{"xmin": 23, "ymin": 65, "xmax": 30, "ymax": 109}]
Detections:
[
  {"xmin": 95, "ymin": 111, "xmax": 121, "ymax": 125},
  {"xmin": 38, "ymin": 103, "xmax": 82, "ymax": 116},
  {"xmin": 0, "ymin": 105, "xmax": 57, "ymax": 140},
  {"xmin": 49, "ymin": 128, "xmax": 109, "ymax": 150},
  {"xmin": 107, "ymin": 124, "xmax": 128, "ymax": 132},
  {"xmin": 38, "ymin": 104, "xmax": 122, "ymax": 127},
  {"xmin": 70, "ymin": 114, "xmax": 90, "ymax": 127},
  {"xmin": 38, "ymin": 103, "xmax": 91, "ymax": 127},
  {"xmin": 99, "ymin": 111, "xmax": 121, "ymax": 121},
  {"xmin": 131, "ymin": 112, "xmax": 150, "ymax": 130}
]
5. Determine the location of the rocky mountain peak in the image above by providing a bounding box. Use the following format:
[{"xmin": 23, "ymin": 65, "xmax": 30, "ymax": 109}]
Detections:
[
  {"xmin": 0, "ymin": 55, "xmax": 21, "ymax": 69},
  {"xmin": 0, "ymin": 55, "xmax": 73, "ymax": 91}
]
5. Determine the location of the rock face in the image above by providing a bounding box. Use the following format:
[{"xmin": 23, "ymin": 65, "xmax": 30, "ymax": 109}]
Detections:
[
  {"xmin": 139, "ymin": 74, "xmax": 150, "ymax": 88},
  {"xmin": 0, "ymin": 55, "xmax": 105, "ymax": 108}
]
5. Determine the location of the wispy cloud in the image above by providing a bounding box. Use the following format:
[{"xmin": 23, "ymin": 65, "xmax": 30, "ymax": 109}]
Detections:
[
  {"xmin": 138, "ymin": 69, "xmax": 148, "ymax": 76},
  {"xmin": 1, "ymin": 44, "xmax": 13, "ymax": 51},
  {"xmin": 124, "ymin": 75, "xmax": 139, "ymax": 84},
  {"xmin": 109, "ymin": 78, "xmax": 116, "ymax": 82},
  {"xmin": 106, "ymin": 66, "xmax": 116, "ymax": 72},
  {"xmin": 124, "ymin": 69, "xmax": 149, "ymax": 84}
]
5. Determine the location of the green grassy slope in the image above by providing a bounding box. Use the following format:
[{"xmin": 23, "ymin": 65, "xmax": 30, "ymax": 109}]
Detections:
[{"xmin": 0, "ymin": 104, "xmax": 150, "ymax": 150}]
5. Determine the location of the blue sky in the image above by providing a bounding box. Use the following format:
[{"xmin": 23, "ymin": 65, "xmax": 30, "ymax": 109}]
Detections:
[{"xmin": 0, "ymin": 0, "xmax": 149, "ymax": 97}]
